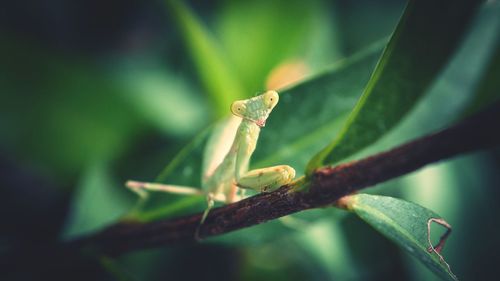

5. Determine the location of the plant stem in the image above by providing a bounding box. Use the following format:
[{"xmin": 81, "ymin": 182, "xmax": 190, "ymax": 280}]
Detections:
[{"xmin": 73, "ymin": 101, "xmax": 500, "ymax": 256}]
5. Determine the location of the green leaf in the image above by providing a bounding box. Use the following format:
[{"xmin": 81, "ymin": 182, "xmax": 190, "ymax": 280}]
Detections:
[
  {"xmin": 307, "ymin": 0, "xmax": 483, "ymax": 174},
  {"xmin": 345, "ymin": 194, "xmax": 457, "ymax": 281},
  {"xmin": 127, "ymin": 42, "xmax": 384, "ymax": 221},
  {"xmin": 462, "ymin": 2, "xmax": 500, "ymax": 117},
  {"xmin": 126, "ymin": 128, "xmax": 211, "ymax": 220},
  {"xmin": 464, "ymin": 43, "xmax": 500, "ymax": 117},
  {"xmin": 165, "ymin": 0, "xmax": 246, "ymax": 116},
  {"xmin": 350, "ymin": 1, "xmax": 500, "ymax": 161},
  {"xmin": 252, "ymin": 41, "xmax": 384, "ymax": 173}
]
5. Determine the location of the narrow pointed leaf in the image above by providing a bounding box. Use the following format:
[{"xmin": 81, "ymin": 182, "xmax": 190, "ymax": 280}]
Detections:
[
  {"xmin": 349, "ymin": 2, "xmax": 500, "ymax": 160},
  {"xmin": 307, "ymin": 0, "xmax": 482, "ymax": 174},
  {"xmin": 253, "ymin": 42, "xmax": 383, "ymax": 173},
  {"xmin": 64, "ymin": 162, "xmax": 134, "ymax": 238},
  {"xmin": 165, "ymin": 0, "xmax": 246, "ymax": 116}
]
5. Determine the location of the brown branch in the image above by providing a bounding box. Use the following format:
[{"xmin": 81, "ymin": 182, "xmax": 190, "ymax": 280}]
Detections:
[{"xmin": 76, "ymin": 102, "xmax": 500, "ymax": 256}]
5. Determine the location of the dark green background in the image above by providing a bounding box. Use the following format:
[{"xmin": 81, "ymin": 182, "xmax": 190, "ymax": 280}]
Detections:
[{"xmin": 1, "ymin": 1, "xmax": 499, "ymax": 280}]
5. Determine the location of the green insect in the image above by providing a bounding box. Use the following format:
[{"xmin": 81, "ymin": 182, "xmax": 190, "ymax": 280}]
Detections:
[{"xmin": 126, "ymin": 90, "xmax": 296, "ymax": 228}]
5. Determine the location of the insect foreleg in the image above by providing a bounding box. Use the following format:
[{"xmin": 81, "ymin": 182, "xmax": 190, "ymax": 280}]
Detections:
[
  {"xmin": 127, "ymin": 181, "xmax": 230, "ymax": 202},
  {"xmin": 126, "ymin": 180, "xmax": 203, "ymax": 196}
]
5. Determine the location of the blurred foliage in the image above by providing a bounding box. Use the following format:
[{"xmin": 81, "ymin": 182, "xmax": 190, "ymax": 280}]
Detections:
[
  {"xmin": 165, "ymin": 0, "xmax": 246, "ymax": 116},
  {"xmin": 0, "ymin": 0, "xmax": 499, "ymax": 281}
]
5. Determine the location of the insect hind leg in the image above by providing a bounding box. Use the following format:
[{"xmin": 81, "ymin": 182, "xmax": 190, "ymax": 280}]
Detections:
[
  {"xmin": 237, "ymin": 165, "xmax": 296, "ymax": 192},
  {"xmin": 195, "ymin": 194, "xmax": 215, "ymax": 241}
]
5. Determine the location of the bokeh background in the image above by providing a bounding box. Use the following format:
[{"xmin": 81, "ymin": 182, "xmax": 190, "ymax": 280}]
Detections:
[{"xmin": 1, "ymin": 0, "xmax": 499, "ymax": 280}]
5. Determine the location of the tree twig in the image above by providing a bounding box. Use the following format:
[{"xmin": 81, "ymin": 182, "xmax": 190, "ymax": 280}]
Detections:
[{"xmin": 76, "ymin": 102, "xmax": 500, "ymax": 256}]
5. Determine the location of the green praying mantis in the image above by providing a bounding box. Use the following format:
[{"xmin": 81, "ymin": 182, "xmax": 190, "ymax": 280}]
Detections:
[{"xmin": 126, "ymin": 90, "xmax": 296, "ymax": 229}]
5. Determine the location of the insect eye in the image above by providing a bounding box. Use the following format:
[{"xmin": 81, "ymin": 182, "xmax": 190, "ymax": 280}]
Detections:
[
  {"xmin": 264, "ymin": 91, "xmax": 279, "ymax": 107},
  {"xmin": 231, "ymin": 101, "xmax": 246, "ymax": 116}
]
